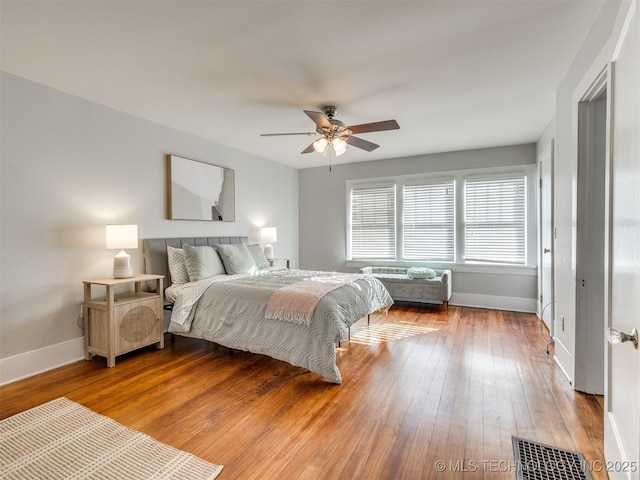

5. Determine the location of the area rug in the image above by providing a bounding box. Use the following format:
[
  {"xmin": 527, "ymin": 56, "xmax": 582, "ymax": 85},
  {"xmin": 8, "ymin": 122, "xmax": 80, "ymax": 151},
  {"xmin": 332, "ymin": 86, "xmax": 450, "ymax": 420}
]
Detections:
[
  {"xmin": 0, "ymin": 397, "xmax": 223, "ymax": 479},
  {"xmin": 512, "ymin": 436, "xmax": 593, "ymax": 480}
]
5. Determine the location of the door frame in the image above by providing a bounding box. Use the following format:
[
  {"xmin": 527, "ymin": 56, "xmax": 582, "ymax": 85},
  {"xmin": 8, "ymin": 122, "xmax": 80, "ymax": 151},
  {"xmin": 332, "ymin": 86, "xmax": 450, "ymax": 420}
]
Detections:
[
  {"xmin": 538, "ymin": 141, "xmax": 555, "ymax": 334},
  {"xmin": 574, "ymin": 66, "xmax": 610, "ymax": 395},
  {"xmin": 582, "ymin": 61, "xmax": 620, "ymax": 469}
]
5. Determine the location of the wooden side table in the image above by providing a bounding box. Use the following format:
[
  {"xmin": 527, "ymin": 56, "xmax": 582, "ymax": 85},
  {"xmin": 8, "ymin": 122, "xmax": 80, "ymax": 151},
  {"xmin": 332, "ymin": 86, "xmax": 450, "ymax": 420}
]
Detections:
[
  {"xmin": 83, "ymin": 274, "xmax": 164, "ymax": 367},
  {"xmin": 268, "ymin": 258, "xmax": 290, "ymax": 269}
]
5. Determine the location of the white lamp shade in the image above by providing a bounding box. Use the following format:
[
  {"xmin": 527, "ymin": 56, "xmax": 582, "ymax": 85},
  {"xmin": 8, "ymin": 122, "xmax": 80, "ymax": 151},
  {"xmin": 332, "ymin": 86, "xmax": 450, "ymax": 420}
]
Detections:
[
  {"xmin": 333, "ymin": 138, "xmax": 347, "ymax": 156},
  {"xmin": 313, "ymin": 137, "xmax": 329, "ymax": 154},
  {"xmin": 259, "ymin": 227, "xmax": 277, "ymax": 244},
  {"xmin": 106, "ymin": 224, "xmax": 138, "ymax": 250}
]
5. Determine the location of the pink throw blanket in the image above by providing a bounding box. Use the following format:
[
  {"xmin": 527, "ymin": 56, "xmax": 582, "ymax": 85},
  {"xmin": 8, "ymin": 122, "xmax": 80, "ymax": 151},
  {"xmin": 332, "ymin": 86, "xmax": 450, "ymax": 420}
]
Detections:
[{"xmin": 265, "ymin": 273, "xmax": 364, "ymax": 325}]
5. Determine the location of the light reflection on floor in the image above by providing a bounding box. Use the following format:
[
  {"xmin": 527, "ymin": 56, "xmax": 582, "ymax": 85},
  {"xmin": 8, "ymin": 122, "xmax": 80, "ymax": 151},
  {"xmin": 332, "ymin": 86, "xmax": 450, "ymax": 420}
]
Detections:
[{"xmin": 348, "ymin": 322, "xmax": 438, "ymax": 345}]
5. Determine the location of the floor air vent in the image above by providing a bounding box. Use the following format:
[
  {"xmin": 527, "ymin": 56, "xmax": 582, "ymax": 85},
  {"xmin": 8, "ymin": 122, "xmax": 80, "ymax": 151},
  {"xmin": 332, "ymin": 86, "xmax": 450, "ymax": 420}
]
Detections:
[{"xmin": 512, "ymin": 436, "xmax": 593, "ymax": 480}]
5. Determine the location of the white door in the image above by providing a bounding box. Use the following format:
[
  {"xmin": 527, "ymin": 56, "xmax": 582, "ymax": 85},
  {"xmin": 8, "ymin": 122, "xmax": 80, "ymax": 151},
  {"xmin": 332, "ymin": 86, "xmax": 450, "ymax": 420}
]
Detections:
[
  {"xmin": 539, "ymin": 142, "xmax": 554, "ymax": 333},
  {"xmin": 605, "ymin": 3, "xmax": 640, "ymax": 478}
]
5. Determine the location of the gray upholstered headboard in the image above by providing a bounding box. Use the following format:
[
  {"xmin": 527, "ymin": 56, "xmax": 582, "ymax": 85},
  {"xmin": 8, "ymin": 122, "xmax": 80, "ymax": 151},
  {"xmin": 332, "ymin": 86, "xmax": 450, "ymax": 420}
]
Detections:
[{"xmin": 142, "ymin": 236, "xmax": 248, "ymax": 286}]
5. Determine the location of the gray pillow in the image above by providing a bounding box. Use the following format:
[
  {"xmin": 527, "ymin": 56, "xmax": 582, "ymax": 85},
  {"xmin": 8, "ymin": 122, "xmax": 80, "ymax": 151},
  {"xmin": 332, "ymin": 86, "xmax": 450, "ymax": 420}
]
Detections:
[
  {"xmin": 246, "ymin": 244, "xmax": 270, "ymax": 269},
  {"xmin": 167, "ymin": 246, "xmax": 190, "ymax": 285},
  {"xmin": 182, "ymin": 244, "xmax": 226, "ymax": 281},
  {"xmin": 216, "ymin": 243, "xmax": 257, "ymax": 274}
]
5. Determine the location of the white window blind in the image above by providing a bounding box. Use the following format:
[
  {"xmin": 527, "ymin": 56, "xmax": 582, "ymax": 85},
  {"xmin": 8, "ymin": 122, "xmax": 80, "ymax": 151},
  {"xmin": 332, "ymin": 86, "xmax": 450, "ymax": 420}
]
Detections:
[
  {"xmin": 403, "ymin": 181, "xmax": 455, "ymax": 261},
  {"xmin": 464, "ymin": 176, "xmax": 526, "ymax": 264},
  {"xmin": 350, "ymin": 184, "xmax": 396, "ymax": 259}
]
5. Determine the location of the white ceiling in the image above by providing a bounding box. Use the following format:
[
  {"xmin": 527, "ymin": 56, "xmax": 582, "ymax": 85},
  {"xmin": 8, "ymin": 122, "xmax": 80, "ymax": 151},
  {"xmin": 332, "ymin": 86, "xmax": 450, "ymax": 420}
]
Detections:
[{"xmin": 1, "ymin": 1, "xmax": 605, "ymax": 169}]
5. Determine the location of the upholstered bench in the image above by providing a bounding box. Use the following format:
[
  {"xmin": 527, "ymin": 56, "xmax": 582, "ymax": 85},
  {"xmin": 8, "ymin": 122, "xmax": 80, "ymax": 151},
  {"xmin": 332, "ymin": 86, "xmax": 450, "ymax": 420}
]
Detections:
[{"xmin": 360, "ymin": 266, "xmax": 452, "ymax": 309}]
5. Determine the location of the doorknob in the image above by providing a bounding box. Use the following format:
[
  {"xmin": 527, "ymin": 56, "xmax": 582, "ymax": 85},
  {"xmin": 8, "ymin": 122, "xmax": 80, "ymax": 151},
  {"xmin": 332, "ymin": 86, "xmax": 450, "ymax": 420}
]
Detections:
[
  {"xmin": 544, "ymin": 248, "xmax": 551, "ymax": 253},
  {"xmin": 607, "ymin": 327, "xmax": 638, "ymax": 349}
]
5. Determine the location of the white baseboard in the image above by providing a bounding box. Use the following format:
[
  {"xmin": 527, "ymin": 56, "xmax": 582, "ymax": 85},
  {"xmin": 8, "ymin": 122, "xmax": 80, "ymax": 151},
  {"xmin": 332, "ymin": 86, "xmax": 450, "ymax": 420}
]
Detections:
[
  {"xmin": 450, "ymin": 292, "xmax": 537, "ymax": 313},
  {"xmin": 0, "ymin": 337, "xmax": 85, "ymax": 386},
  {"xmin": 552, "ymin": 336, "xmax": 573, "ymax": 384}
]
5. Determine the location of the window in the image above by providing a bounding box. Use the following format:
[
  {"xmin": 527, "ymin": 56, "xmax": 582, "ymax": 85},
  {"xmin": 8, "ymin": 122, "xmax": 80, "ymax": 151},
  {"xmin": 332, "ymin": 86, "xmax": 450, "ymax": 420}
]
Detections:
[
  {"xmin": 403, "ymin": 181, "xmax": 455, "ymax": 262},
  {"xmin": 347, "ymin": 166, "xmax": 534, "ymax": 267},
  {"xmin": 464, "ymin": 176, "xmax": 526, "ymax": 264},
  {"xmin": 349, "ymin": 184, "xmax": 396, "ymax": 260}
]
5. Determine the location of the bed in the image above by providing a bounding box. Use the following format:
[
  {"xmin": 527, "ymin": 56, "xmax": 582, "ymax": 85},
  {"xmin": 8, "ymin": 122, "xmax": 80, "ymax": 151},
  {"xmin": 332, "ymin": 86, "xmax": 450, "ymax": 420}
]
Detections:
[{"xmin": 142, "ymin": 236, "xmax": 393, "ymax": 383}]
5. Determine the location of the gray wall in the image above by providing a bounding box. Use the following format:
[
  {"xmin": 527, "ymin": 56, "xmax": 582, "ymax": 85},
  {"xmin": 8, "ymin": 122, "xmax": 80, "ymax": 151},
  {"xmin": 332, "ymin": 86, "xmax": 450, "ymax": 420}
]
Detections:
[
  {"xmin": 298, "ymin": 144, "xmax": 537, "ymax": 311},
  {"xmin": 0, "ymin": 72, "xmax": 298, "ymax": 369}
]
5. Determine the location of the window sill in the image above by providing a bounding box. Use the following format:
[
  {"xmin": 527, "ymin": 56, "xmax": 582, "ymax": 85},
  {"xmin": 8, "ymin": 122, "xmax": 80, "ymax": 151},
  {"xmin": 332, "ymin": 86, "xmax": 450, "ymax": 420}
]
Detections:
[{"xmin": 346, "ymin": 260, "xmax": 537, "ymax": 276}]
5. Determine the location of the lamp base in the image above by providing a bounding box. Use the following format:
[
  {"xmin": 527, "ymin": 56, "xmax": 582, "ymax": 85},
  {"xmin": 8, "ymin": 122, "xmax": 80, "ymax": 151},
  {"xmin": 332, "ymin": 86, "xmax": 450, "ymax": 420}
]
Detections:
[
  {"xmin": 264, "ymin": 243, "xmax": 274, "ymax": 260},
  {"xmin": 113, "ymin": 250, "xmax": 133, "ymax": 278}
]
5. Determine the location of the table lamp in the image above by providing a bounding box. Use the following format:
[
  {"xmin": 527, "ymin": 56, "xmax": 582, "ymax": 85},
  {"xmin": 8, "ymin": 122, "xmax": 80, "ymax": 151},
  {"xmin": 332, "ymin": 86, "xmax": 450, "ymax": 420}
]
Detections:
[
  {"xmin": 106, "ymin": 224, "xmax": 138, "ymax": 278},
  {"xmin": 260, "ymin": 227, "xmax": 277, "ymax": 259}
]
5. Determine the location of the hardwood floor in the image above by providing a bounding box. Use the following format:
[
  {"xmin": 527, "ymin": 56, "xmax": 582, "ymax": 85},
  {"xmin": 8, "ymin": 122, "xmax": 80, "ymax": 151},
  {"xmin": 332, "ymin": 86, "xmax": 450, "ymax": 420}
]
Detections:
[{"xmin": 0, "ymin": 306, "xmax": 605, "ymax": 479}]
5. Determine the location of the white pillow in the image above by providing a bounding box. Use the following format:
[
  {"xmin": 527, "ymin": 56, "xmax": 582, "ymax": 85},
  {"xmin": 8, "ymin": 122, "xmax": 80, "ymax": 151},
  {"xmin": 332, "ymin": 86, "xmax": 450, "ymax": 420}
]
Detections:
[
  {"xmin": 246, "ymin": 244, "xmax": 270, "ymax": 269},
  {"xmin": 215, "ymin": 243, "xmax": 257, "ymax": 274},
  {"xmin": 167, "ymin": 246, "xmax": 190, "ymax": 285},
  {"xmin": 183, "ymin": 244, "xmax": 226, "ymax": 281}
]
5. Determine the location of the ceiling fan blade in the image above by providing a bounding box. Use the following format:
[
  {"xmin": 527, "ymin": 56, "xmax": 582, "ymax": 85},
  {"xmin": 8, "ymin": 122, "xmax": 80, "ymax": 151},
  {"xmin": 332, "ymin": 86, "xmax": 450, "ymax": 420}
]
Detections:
[
  {"xmin": 260, "ymin": 132, "xmax": 316, "ymax": 136},
  {"xmin": 301, "ymin": 142, "xmax": 316, "ymax": 154},
  {"xmin": 347, "ymin": 119, "xmax": 400, "ymax": 134},
  {"xmin": 346, "ymin": 136, "xmax": 379, "ymax": 152},
  {"xmin": 304, "ymin": 110, "xmax": 332, "ymax": 129}
]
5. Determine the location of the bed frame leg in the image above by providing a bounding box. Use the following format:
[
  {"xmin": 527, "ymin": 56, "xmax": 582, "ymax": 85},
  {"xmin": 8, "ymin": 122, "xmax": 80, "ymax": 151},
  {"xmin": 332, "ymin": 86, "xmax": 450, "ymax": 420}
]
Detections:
[
  {"xmin": 170, "ymin": 333, "xmax": 176, "ymax": 344},
  {"xmin": 367, "ymin": 314, "xmax": 370, "ymax": 326},
  {"xmin": 443, "ymin": 301, "xmax": 449, "ymax": 311}
]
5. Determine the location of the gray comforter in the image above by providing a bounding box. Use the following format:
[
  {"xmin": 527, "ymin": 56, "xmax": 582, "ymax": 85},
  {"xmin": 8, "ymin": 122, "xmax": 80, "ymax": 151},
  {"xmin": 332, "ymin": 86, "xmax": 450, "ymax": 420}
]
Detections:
[{"xmin": 169, "ymin": 269, "xmax": 393, "ymax": 383}]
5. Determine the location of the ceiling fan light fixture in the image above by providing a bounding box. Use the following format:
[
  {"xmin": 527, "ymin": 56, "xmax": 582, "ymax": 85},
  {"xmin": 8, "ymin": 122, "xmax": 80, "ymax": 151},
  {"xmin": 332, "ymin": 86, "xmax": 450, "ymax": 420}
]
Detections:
[
  {"xmin": 332, "ymin": 138, "xmax": 347, "ymax": 156},
  {"xmin": 313, "ymin": 137, "xmax": 328, "ymax": 153}
]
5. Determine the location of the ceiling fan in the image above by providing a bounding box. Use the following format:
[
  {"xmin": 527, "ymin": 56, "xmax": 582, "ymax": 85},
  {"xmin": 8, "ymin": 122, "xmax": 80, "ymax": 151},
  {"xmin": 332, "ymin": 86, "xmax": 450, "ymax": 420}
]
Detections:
[{"xmin": 260, "ymin": 106, "xmax": 400, "ymax": 158}]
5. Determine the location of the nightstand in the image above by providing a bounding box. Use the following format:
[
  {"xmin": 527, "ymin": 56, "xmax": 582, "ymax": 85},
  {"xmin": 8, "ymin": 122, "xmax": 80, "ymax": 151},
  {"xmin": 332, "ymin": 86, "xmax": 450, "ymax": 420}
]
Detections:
[
  {"xmin": 268, "ymin": 258, "xmax": 290, "ymax": 269},
  {"xmin": 83, "ymin": 274, "xmax": 164, "ymax": 367}
]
